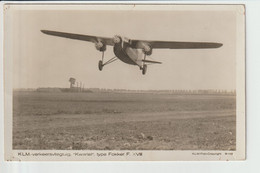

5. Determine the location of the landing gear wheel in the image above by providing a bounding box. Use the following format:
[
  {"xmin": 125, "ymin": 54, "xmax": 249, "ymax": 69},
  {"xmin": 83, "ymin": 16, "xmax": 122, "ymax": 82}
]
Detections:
[
  {"xmin": 98, "ymin": 60, "xmax": 103, "ymax": 71},
  {"xmin": 142, "ymin": 64, "xmax": 147, "ymax": 75}
]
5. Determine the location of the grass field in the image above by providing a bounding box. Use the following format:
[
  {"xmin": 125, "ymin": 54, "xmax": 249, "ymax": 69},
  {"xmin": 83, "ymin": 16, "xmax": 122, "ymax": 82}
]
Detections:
[{"xmin": 13, "ymin": 91, "xmax": 236, "ymax": 150}]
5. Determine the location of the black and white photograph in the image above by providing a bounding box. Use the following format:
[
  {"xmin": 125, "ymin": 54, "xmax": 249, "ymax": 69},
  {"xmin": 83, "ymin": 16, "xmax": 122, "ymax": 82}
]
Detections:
[{"xmin": 3, "ymin": 4, "xmax": 245, "ymax": 161}]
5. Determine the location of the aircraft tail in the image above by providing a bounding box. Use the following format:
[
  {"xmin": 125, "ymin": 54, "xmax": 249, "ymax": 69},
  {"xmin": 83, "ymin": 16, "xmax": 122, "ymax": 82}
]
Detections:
[{"xmin": 142, "ymin": 59, "xmax": 162, "ymax": 64}]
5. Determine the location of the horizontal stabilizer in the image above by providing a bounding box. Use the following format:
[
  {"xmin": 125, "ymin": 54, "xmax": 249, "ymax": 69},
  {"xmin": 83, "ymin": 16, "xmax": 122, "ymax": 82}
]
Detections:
[{"xmin": 142, "ymin": 59, "xmax": 162, "ymax": 64}]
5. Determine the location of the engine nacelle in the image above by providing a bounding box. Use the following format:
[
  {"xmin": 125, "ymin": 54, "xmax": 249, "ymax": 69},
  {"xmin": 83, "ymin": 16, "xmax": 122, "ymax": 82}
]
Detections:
[
  {"xmin": 95, "ymin": 41, "xmax": 106, "ymax": 52},
  {"xmin": 113, "ymin": 35, "xmax": 122, "ymax": 44},
  {"xmin": 142, "ymin": 44, "xmax": 153, "ymax": 56}
]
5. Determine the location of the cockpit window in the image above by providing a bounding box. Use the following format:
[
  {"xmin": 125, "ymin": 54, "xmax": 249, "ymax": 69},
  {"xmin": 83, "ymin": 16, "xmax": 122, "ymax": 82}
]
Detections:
[{"xmin": 123, "ymin": 37, "xmax": 131, "ymax": 44}]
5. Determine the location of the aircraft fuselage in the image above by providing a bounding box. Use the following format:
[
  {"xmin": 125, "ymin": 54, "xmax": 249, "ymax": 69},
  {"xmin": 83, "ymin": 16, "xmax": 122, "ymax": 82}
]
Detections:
[{"xmin": 113, "ymin": 37, "xmax": 143, "ymax": 68}]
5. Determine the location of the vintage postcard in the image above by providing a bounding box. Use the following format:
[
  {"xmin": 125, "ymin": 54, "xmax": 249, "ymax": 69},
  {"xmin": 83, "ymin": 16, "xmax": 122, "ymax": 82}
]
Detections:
[{"xmin": 3, "ymin": 4, "xmax": 245, "ymax": 161}]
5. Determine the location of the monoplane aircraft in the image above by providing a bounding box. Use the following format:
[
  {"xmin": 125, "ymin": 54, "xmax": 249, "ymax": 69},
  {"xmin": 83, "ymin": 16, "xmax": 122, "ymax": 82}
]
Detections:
[{"xmin": 41, "ymin": 30, "xmax": 223, "ymax": 75}]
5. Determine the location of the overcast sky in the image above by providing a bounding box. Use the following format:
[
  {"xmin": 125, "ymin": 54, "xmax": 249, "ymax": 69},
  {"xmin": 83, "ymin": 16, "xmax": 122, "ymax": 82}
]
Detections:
[{"xmin": 9, "ymin": 5, "xmax": 238, "ymax": 90}]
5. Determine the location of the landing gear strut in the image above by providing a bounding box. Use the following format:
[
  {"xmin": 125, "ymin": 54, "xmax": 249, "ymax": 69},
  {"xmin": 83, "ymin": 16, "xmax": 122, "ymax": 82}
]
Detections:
[{"xmin": 98, "ymin": 51, "xmax": 117, "ymax": 71}]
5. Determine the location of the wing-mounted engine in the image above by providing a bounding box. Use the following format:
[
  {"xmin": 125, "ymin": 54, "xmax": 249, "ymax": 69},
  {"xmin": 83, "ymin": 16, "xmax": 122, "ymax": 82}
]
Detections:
[
  {"xmin": 140, "ymin": 42, "xmax": 153, "ymax": 56},
  {"xmin": 95, "ymin": 41, "xmax": 106, "ymax": 52}
]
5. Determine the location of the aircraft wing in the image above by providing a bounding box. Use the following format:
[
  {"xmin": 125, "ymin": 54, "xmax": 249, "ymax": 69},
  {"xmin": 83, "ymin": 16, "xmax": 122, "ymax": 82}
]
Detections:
[
  {"xmin": 41, "ymin": 30, "xmax": 114, "ymax": 46},
  {"xmin": 130, "ymin": 39, "xmax": 223, "ymax": 49}
]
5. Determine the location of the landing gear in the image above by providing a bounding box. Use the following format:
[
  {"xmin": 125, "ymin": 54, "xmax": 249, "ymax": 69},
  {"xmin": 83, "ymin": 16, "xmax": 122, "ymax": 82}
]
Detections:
[
  {"xmin": 142, "ymin": 64, "xmax": 147, "ymax": 75},
  {"xmin": 141, "ymin": 54, "xmax": 147, "ymax": 75},
  {"xmin": 98, "ymin": 51, "xmax": 117, "ymax": 71},
  {"xmin": 98, "ymin": 60, "xmax": 103, "ymax": 71}
]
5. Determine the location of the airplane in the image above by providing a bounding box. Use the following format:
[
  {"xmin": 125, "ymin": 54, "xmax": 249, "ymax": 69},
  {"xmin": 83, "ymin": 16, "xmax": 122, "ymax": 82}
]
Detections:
[{"xmin": 41, "ymin": 30, "xmax": 223, "ymax": 75}]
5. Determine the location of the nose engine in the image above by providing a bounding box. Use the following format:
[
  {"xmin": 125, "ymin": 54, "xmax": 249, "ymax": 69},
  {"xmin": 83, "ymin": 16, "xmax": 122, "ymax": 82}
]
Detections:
[{"xmin": 113, "ymin": 35, "xmax": 121, "ymax": 44}]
